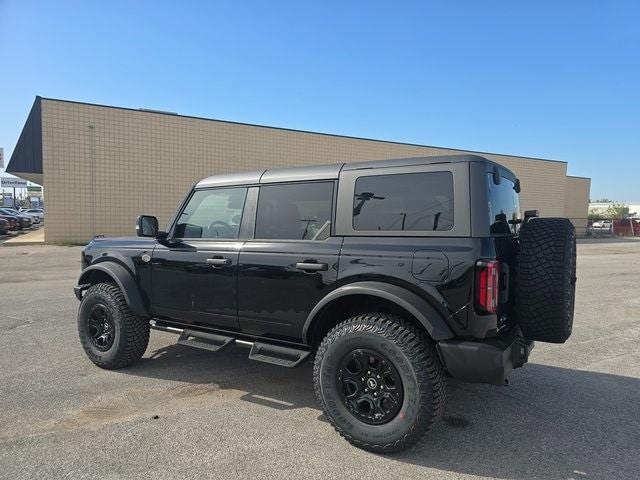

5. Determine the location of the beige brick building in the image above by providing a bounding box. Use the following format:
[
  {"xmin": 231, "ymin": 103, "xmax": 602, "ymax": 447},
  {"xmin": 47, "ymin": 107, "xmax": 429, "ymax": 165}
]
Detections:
[{"xmin": 7, "ymin": 97, "xmax": 591, "ymax": 243}]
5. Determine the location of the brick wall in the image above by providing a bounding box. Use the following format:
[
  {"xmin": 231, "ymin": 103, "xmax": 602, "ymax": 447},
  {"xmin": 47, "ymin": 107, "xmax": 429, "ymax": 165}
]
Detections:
[
  {"xmin": 564, "ymin": 176, "xmax": 592, "ymax": 234},
  {"xmin": 41, "ymin": 99, "xmax": 582, "ymax": 243}
]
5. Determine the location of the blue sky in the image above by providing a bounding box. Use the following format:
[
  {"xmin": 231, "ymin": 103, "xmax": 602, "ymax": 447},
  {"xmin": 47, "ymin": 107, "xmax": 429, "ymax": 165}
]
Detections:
[{"xmin": 1, "ymin": 1, "xmax": 638, "ymax": 200}]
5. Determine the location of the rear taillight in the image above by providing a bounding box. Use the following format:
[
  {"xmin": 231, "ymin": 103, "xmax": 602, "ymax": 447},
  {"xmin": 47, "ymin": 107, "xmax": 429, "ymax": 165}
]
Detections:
[{"xmin": 475, "ymin": 260, "xmax": 500, "ymax": 314}]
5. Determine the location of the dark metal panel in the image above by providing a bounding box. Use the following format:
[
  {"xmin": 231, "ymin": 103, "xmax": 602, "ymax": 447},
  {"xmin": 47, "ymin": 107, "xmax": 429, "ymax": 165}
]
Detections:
[
  {"xmin": 237, "ymin": 237, "xmax": 342, "ymax": 339},
  {"xmin": 469, "ymin": 161, "xmax": 491, "ymax": 238},
  {"xmin": 239, "ymin": 186, "xmax": 259, "ymax": 239},
  {"xmin": 6, "ymin": 97, "xmax": 43, "ymax": 177}
]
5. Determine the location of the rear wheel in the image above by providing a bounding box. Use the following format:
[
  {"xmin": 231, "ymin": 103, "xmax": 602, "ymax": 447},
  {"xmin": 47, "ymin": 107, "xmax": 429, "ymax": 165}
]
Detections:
[
  {"xmin": 313, "ymin": 313, "xmax": 445, "ymax": 453},
  {"xmin": 78, "ymin": 282, "xmax": 150, "ymax": 369},
  {"xmin": 515, "ymin": 217, "xmax": 576, "ymax": 343}
]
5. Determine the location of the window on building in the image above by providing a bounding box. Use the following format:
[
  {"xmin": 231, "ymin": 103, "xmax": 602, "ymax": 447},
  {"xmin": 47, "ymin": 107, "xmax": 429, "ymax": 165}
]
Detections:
[
  {"xmin": 174, "ymin": 187, "xmax": 247, "ymax": 239},
  {"xmin": 353, "ymin": 171, "xmax": 454, "ymax": 231},
  {"xmin": 255, "ymin": 182, "xmax": 334, "ymax": 240}
]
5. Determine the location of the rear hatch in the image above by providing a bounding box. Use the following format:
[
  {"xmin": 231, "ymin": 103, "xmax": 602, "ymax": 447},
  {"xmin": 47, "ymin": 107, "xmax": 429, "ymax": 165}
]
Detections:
[{"xmin": 485, "ymin": 172, "xmax": 521, "ymax": 327}]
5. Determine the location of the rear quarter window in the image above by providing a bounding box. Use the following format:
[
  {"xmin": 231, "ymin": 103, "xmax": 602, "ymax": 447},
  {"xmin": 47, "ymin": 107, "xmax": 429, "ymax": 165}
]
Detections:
[{"xmin": 352, "ymin": 171, "xmax": 454, "ymax": 231}]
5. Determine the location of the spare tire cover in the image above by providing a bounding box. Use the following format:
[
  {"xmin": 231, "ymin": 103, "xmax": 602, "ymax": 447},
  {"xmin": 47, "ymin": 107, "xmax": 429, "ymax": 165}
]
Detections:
[{"xmin": 515, "ymin": 218, "xmax": 576, "ymax": 343}]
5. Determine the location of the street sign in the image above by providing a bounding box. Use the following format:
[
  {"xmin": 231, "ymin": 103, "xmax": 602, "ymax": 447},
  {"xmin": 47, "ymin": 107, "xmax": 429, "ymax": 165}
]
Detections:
[
  {"xmin": 27, "ymin": 185, "xmax": 42, "ymax": 192},
  {"xmin": 1, "ymin": 177, "xmax": 27, "ymax": 188}
]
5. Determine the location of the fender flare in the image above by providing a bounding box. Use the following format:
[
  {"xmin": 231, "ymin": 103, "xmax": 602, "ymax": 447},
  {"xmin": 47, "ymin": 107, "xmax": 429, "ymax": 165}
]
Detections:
[
  {"xmin": 76, "ymin": 262, "xmax": 149, "ymax": 318},
  {"xmin": 302, "ymin": 281, "xmax": 454, "ymax": 343}
]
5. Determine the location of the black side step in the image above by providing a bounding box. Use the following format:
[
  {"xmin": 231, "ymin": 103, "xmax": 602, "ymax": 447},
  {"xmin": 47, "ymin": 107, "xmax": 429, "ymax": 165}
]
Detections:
[
  {"xmin": 248, "ymin": 342, "xmax": 310, "ymax": 368},
  {"xmin": 177, "ymin": 329, "xmax": 235, "ymax": 352}
]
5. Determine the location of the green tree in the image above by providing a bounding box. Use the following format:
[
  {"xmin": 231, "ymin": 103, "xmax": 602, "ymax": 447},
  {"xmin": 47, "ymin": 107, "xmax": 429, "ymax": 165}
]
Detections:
[{"xmin": 603, "ymin": 203, "xmax": 629, "ymax": 220}]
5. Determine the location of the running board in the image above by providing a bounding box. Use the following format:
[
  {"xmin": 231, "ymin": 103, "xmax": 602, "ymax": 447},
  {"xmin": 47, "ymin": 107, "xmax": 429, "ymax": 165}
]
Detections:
[
  {"xmin": 249, "ymin": 342, "xmax": 310, "ymax": 368},
  {"xmin": 150, "ymin": 320, "xmax": 310, "ymax": 367},
  {"xmin": 177, "ymin": 329, "xmax": 235, "ymax": 352}
]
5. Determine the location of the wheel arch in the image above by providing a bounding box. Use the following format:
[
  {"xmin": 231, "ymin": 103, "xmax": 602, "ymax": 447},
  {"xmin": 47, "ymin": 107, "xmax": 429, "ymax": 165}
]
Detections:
[
  {"xmin": 303, "ymin": 281, "xmax": 454, "ymax": 347},
  {"xmin": 76, "ymin": 262, "xmax": 149, "ymax": 318}
]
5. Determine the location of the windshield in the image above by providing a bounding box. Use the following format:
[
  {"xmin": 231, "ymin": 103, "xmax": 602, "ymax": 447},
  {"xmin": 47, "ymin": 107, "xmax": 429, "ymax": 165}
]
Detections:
[{"xmin": 487, "ymin": 173, "xmax": 521, "ymax": 235}]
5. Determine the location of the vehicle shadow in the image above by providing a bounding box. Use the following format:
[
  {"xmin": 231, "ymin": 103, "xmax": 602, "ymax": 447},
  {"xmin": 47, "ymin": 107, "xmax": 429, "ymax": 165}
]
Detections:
[{"xmin": 124, "ymin": 341, "xmax": 639, "ymax": 480}]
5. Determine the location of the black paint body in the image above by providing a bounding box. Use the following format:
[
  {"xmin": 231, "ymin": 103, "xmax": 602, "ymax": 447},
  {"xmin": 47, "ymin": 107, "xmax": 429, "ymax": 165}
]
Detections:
[{"xmin": 79, "ymin": 155, "xmax": 520, "ymax": 349}]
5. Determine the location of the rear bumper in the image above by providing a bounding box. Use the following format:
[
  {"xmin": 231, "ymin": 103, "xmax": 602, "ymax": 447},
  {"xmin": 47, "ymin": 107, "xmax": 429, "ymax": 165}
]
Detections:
[{"xmin": 437, "ymin": 331, "xmax": 533, "ymax": 386}]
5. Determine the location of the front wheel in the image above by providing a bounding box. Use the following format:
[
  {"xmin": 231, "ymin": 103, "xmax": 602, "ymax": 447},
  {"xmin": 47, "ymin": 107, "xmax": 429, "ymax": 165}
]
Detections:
[
  {"xmin": 78, "ymin": 282, "xmax": 150, "ymax": 369},
  {"xmin": 313, "ymin": 313, "xmax": 446, "ymax": 453}
]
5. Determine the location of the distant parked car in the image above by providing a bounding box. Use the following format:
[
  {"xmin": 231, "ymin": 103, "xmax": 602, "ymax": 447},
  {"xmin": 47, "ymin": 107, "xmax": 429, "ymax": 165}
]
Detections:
[
  {"xmin": 4, "ymin": 207, "xmax": 39, "ymax": 224},
  {"xmin": 0, "ymin": 209, "xmax": 32, "ymax": 229},
  {"xmin": 0, "ymin": 218, "xmax": 9, "ymax": 235},
  {"xmin": 5, "ymin": 207, "xmax": 40, "ymax": 224},
  {"xmin": 19, "ymin": 208, "xmax": 44, "ymax": 222},
  {"xmin": 592, "ymin": 220, "xmax": 612, "ymax": 234},
  {"xmin": 0, "ymin": 214, "xmax": 19, "ymax": 231}
]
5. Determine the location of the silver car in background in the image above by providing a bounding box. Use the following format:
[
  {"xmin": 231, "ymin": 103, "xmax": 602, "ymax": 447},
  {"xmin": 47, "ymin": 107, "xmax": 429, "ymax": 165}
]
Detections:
[
  {"xmin": 20, "ymin": 208, "xmax": 45, "ymax": 223},
  {"xmin": 4, "ymin": 207, "xmax": 40, "ymax": 224}
]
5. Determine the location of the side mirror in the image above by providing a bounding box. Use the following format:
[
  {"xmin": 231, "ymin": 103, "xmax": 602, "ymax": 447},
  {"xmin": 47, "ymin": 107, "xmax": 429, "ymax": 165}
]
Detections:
[
  {"xmin": 523, "ymin": 210, "xmax": 539, "ymax": 225},
  {"xmin": 136, "ymin": 215, "xmax": 159, "ymax": 237}
]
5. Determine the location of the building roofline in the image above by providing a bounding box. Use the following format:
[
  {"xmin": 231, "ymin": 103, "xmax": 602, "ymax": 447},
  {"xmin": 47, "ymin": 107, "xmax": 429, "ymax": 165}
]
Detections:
[
  {"xmin": 566, "ymin": 175, "xmax": 591, "ymax": 180},
  {"xmin": 38, "ymin": 96, "xmax": 569, "ymax": 165}
]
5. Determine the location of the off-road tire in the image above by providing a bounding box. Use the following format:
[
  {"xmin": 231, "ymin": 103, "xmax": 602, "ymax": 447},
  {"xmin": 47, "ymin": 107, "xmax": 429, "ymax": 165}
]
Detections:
[
  {"xmin": 313, "ymin": 313, "xmax": 446, "ymax": 453},
  {"xmin": 78, "ymin": 282, "xmax": 150, "ymax": 369},
  {"xmin": 515, "ymin": 217, "xmax": 576, "ymax": 343}
]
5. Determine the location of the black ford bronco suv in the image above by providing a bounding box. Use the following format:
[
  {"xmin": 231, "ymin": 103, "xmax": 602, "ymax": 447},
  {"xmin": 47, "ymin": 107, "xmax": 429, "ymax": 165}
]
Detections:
[{"xmin": 75, "ymin": 154, "xmax": 576, "ymax": 452}]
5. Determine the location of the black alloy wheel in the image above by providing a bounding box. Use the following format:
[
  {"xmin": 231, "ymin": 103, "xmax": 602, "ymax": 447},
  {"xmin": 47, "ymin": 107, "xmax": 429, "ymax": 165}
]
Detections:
[
  {"xmin": 78, "ymin": 282, "xmax": 149, "ymax": 369},
  {"xmin": 86, "ymin": 304, "xmax": 116, "ymax": 351},
  {"xmin": 338, "ymin": 349, "xmax": 403, "ymax": 425},
  {"xmin": 314, "ymin": 313, "xmax": 446, "ymax": 453}
]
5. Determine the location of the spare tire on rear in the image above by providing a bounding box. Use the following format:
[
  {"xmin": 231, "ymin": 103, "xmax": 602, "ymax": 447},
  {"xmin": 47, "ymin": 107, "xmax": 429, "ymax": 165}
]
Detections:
[{"xmin": 515, "ymin": 217, "xmax": 576, "ymax": 343}]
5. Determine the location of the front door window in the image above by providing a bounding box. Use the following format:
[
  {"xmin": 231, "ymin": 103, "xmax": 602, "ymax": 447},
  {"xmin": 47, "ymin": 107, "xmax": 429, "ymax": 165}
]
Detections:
[{"xmin": 174, "ymin": 187, "xmax": 247, "ymax": 239}]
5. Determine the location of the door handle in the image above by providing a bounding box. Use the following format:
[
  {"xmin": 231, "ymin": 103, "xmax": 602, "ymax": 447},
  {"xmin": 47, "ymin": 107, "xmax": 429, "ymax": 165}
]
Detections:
[
  {"xmin": 206, "ymin": 257, "xmax": 231, "ymax": 266},
  {"xmin": 295, "ymin": 262, "xmax": 328, "ymax": 272}
]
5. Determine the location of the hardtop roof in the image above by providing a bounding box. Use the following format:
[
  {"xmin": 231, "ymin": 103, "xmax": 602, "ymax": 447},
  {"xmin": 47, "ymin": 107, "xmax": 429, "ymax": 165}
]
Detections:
[{"xmin": 196, "ymin": 154, "xmax": 509, "ymax": 188}]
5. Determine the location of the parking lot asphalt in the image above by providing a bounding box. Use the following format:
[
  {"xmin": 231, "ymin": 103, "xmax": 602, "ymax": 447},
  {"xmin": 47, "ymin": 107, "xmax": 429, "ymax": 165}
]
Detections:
[{"xmin": 1, "ymin": 241, "xmax": 639, "ymax": 480}]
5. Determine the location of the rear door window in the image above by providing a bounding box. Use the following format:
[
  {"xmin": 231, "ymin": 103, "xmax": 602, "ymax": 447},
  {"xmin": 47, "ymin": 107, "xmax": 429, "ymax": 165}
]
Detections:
[
  {"xmin": 255, "ymin": 182, "xmax": 334, "ymax": 240},
  {"xmin": 352, "ymin": 171, "xmax": 454, "ymax": 231}
]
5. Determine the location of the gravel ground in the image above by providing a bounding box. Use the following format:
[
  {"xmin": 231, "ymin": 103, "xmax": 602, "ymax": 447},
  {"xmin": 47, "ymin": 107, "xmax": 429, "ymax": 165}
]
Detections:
[{"xmin": 0, "ymin": 240, "xmax": 639, "ymax": 480}]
